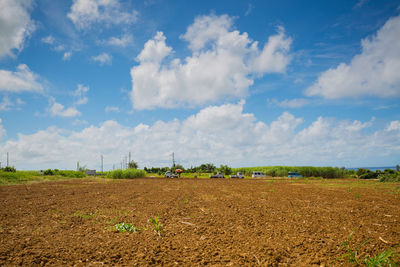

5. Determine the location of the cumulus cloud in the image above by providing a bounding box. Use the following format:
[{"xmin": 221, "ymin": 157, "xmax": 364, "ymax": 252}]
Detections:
[
  {"xmin": 130, "ymin": 14, "xmax": 292, "ymax": 109},
  {"xmin": 1, "ymin": 101, "xmax": 399, "ymax": 170},
  {"xmin": 67, "ymin": 0, "xmax": 138, "ymax": 29},
  {"xmin": 101, "ymin": 34, "xmax": 133, "ymax": 47},
  {"xmin": 92, "ymin": 52, "xmax": 112, "ymax": 65},
  {"xmin": 0, "ymin": 0, "xmax": 35, "ymax": 58},
  {"xmin": 0, "ymin": 64, "xmax": 43, "ymax": 93},
  {"xmin": 306, "ymin": 15, "xmax": 400, "ymax": 99},
  {"xmin": 48, "ymin": 97, "xmax": 81, "ymax": 118},
  {"xmin": 47, "ymin": 84, "xmax": 89, "ymax": 118}
]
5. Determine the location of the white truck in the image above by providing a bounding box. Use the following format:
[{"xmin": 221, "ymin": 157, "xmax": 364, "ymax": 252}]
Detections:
[
  {"xmin": 230, "ymin": 172, "xmax": 244, "ymax": 179},
  {"xmin": 210, "ymin": 172, "xmax": 225, "ymax": 178},
  {"xmin": 164, "ymin": 171, "xmax": 179, "ymax": 178}
]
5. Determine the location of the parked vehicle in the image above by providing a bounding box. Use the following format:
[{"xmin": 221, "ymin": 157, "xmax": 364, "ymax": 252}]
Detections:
[
  {"xmin": 165, "ymin": 171, "xmax": 179, "ymax": 178},
  {"xmin": 288, "ymin": 172, "xmax": 303, "ymax": 178},
  {"xmin": 230, "ymin": 172, "xmax": 244, "ymax": 179},
  {"xmin": 210, "ymin": 172, "xmax": 225, "ymax": 178},
  {"xmin": 252, "ymin": 171, "xmax": 266, "ymax": 178}
]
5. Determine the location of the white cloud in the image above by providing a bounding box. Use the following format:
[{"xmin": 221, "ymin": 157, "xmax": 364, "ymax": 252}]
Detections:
[
  {"xmin": 0, "ymin": 0, "xmax": 35, "ymax": 58},
  {"xmin": 48, "ymin": 97, "xmax": 81, "ymax": 118},
  {"xmin": 0, "ymin": 64, "xmax": 43, "ymax": 93},
  {"xmin": 92, "ymin": 52, "xmax": 112, "ymax": 65},
  {"xmin": 249, "ymin": 26, "xmax": 292, "ymax": 75},
  {"xmin": 0, "ymin": 96, "xmax": 24, "ymax": 111},
  {"xmin": 386, "ymin": 120, "xmax": 400, "ymax": 131},
  {"xmin": 63, "ymin": 51, "xmax": 72, "ymax": 60},
  {"xmin": 0, "ymin": 96, "xmax": 13, "ymax": 111},
  {"xmin": 67, "ymin": 0, "xmax": 138, "ymax": 29},
  {"xmin": 0, "ymin": 118, "xmax": 6, "ymax": 140},
  {"xmin": 130, "ymin": 14, "xmax": 292, "ymax": 109},
  {"xmin": 54, "ymin": 45, "xmax": 65, "ymax": 52},
  {"xmin": 46, "ymin": 84, "xmax": 89, "ymax": 118},
  {"xmin": 1, "ymin": 101, "xmax": 399, "ymax": 170},
  {"xmin": 306, "ymin": 15, "xmax": 400, "ymax": 99},
  {"xmin": 267, "ymin": 98, "xmax": 310, "ymax": 108},
  {"xmin": 102, "ymin": 34, "xmax": 133, "ymax": 47},
  {"xmin": 73, "ymin": 84, "xmax": 89, "ymax": 105},
  {"xmin": 245, "ymin": 4, "xmax": 254, "ymax": 16},
  {"xmin": 41, "ymin": 35, "xmax": 55, "ymax": 45},
  {"xmin": 105, "ymin": 106, "xmax": 120, "ymax": 113}
]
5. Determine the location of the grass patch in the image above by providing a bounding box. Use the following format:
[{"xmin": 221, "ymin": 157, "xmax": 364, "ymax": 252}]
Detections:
[
  {"xmin": 107, "ymin": 169, "xmax": 147, "ymax": 179},
  {"xmin": 0, "ymin": 170, "xmax": 87, "ymax": 185}
]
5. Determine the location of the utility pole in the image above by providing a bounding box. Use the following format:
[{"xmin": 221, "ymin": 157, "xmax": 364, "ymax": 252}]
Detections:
[
  {"xmin": 172, "ymin": 152, "xmax": 175, "ymax": 168},
  {"xmin": 77, "ymin": 161, "xmax": 79, "ymax": 171},
  {"xmin": 101, "ymin": 155, "xmax": 103, "ymax": 173},
  {"xmin": 129, "ymin": 152, "xmax": 131, "ymax": 165}
]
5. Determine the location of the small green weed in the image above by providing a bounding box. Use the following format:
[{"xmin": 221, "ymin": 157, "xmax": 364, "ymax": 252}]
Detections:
[
  {"xmin": 184, "ymin": 196, "xmax": 189, "ymax": 204},
  {"xmin": 335, "ymin": 231, "xmax": 399, "ymax": 266},
  {"xmin": 112, "ymin": 222, "xmax": 142, "ymax": 233},
  {"xmin": 363, "ymin": 246, "xmax": 399, "ymax": 266},
  {"xmin": 354, "ymin": 192, "xmax": 360, "ymax": 199},
  {"xmin": 339, "ymin": 231, "xmax": 369, "ymax": 265},
  {"xmin": 148, "ymin": 216, "xmax": 164, "ymax": 236}
]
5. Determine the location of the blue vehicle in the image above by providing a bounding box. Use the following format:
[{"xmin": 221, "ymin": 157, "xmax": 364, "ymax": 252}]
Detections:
[{"xmin": 288, "ymin": 172, "xmax": 303, "ymax": 178}]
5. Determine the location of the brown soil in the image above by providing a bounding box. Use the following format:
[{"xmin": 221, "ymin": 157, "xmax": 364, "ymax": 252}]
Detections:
[{"xmin": 0, "ymin": 178, "xmax": 399, "ymax": 266}]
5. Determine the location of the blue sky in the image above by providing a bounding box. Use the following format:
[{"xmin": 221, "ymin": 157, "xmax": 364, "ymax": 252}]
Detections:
[{"xmin": 0, "ymin": 0, "xmax": 399, "ymax": 170}]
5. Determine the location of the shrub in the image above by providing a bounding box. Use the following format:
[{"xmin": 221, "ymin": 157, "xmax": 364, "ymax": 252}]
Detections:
[
  {"xmin": 378, "ymin": 173, "xmax": 400, "ymax": 182},
  {"xmin": 43, "ymin": 169, "xmax": 55, "ymax": 175},
  {"xmin": 2, "ymin": 166, "xmax": 16, "ymax": 172},
  {"xmin": 107, "ymin": 169, "xmax": 146, "ymax": 179},
  {"xmin": 359, "ymin": 172, "xmax": 378, "ymax": 179}
]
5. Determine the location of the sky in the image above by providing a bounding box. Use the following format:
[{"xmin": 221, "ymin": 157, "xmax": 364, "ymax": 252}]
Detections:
[{"xmin": 0, "ymin": 0, "xmax": 400, "ymax": 170}]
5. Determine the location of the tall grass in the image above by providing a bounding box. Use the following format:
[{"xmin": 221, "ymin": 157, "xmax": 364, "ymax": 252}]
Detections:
[
  {"xmin": 0, "ymin": 170, "xmax": 85, "ymax": 185},
  {"xmin": 106, "ymin": 169, "xmax": 147, "ymax": 179},
  {"xmin": 232, "ymin": 166, "xmax": 348, "ymax": 178}
]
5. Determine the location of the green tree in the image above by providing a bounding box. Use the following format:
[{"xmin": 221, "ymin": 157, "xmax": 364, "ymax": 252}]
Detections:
[
  {"xmin": 128, "ymin": 161, "xmax": 138, "ymax": 169},
  {"xmin": 219, "ymin": 165, "xmax": 232, "ymax": 175}
]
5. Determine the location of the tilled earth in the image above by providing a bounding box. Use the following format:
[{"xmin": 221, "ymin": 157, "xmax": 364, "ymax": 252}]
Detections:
[{"xmin": 0, "ymin": 178, "xmax": 399, "ymax": 266}]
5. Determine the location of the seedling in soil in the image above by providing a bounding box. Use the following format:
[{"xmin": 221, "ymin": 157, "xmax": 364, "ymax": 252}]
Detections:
[
  {"xmin": 112, "ymin": 222, "xmax": 141, "ymax": 233},
  {"xmin": 184, "ymin": 196, "xmax": 189, "ymax": 204},
  {"xmin": 354, "ymin": 192, "xmax": 360, "ymax": 199},
  {"xmin": 148, "ymin": 216, "xmax": 164, "ymax": 236}
]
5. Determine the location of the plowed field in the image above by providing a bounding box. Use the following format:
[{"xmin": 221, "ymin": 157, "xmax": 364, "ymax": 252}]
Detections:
[{"xmin": 0, "ymin": 178, "xmax": 399, "ymax": 266}]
